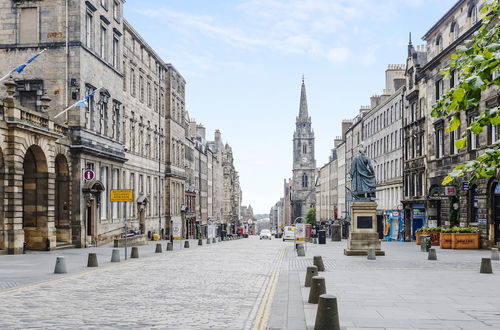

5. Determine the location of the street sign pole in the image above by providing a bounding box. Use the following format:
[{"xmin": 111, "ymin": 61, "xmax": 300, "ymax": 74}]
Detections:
[{"xmin": 124, "ymin": 217, "xmax": 128, "ymax": 260}]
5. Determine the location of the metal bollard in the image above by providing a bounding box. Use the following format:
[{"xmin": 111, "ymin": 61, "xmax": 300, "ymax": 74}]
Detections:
[
  {"xmin": 111, "ymin": 249, "xmax": 120, "ymax": 262},
  {"xmin": 314, "ymin": 294, "xmax": 340, "ymax": 330},
  {"xmin": 198, "ymin": 239, "xmax": 203, "ymax": 246},
  {"xmin": 213, "ymin": 238, "xmax": 216, "ymax": 244},
  {"xmin": 155, "ymin": 243, "xmax": 162, "ymax": 253},
  {"xmin": 308, "ymin": 276, "xmax": 326, "ymax": 304},
  {"xmin": 131, "ymin": 246, "xmax": 139, "ymax": 258},
  {"xmin": 184, "ymin": 241, "xmax": 190, "ymax": 249},
  {"xmin": 428, "ymin": 248, "xmax": 437, "ymax": 260},
  {"xmin": 297, "ymin": 244, "xmax": 305, "ymax": 257},
  {"xmin": 367, "ymin": 248, "xmax": 376, "ymax": 260},
  {"xmin": 491, "ymin": 247, "xmax": 499, "ymax": 261},
  {"xmin": 54, "ymin": 256, "xmax": 67, "ymax": 274},
  {"xmin": 480, "ymin": 258, "xmax": 493, "ymax": 274},
  {"xmin": 313, "ymin": 255, "xmax": 325, "ymax": 271},
  {"xmin": 206, "ymin": 238, "xmax": 211, "ymax": 245},
  {"xmin": 313, "ymin": 238, "xmax": 318, "ymax": 244},
  {"xmin": 87, "ymin": 253, "xmax": 98, "ymax": 267},
  {"xmin": 304, "ymin": 265, "xmax": 319, "ymax": 287},
  {"xmin": 166, "ymin": 242, "xmax": 173, "ymax": 251}
]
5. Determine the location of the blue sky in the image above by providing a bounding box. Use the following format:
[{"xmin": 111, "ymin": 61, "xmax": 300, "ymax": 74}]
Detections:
[{"xmin": 124, "ymin": 0, "xmax": 457, "ymax": 214}]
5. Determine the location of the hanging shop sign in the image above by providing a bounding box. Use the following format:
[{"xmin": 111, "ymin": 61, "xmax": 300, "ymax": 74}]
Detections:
[{"xmin": 444, "ymin": 186, "xmax": 457, "ymax": 196}]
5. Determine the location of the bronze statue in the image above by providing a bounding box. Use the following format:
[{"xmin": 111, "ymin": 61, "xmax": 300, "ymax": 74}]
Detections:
[{"xmin": 350, "ymin": 146, "xmax": 376, "ymax": 200}]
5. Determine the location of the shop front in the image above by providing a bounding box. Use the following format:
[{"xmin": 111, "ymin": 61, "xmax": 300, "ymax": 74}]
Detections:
[
  {"xmin": 410, "ymin": 204, "xmax": 426, "ymax": 240},
  {"xmin": 385, "ymin": 210, "xmax": 404, "ymax": 241}
]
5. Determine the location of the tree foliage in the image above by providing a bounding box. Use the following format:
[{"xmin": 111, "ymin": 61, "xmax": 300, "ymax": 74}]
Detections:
[
  {"xmin": 306, "ymin": 207, "xmax": 316, "ymax": 225},
  {"xmin": 431, "ymin": 0, "xmax": 500, "ymax": 185}
]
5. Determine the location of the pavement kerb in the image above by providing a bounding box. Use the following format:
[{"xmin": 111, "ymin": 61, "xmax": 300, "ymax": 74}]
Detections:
[{"xmin": 0, "ymin": 238, "xmax": 238, "ymax": 296}]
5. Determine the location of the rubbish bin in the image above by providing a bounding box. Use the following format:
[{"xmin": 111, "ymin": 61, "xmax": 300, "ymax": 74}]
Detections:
[
  {"xmin": 318, "ymin": 230, "xmax": 326, "ymax": 244},
  {"xmin": 420, "ymin": 235, "xmax": 431, "ymax": 252}
]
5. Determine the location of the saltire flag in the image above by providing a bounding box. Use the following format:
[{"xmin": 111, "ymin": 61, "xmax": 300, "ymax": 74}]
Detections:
[
  {"xmin": 54, "ymin": 88, "xmax": 101, "ymax": 119},
  {"xmin": 0, "ymin": 49, "xmax": 47, "ymax": 82}
]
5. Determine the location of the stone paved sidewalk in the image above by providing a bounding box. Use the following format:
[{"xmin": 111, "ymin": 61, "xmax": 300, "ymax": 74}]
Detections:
[{"xmin": 271, "ymin": 240, "xmax": 500, "ymax": 330}]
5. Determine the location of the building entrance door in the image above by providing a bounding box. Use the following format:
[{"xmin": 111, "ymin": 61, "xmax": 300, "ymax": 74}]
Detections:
[{"xmin": 493, "ymin": 191, "xmax": 500, "ymax": 244}]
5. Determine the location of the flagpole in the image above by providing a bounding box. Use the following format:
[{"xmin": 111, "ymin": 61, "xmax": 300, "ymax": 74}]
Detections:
[
  {"xmin": 54, "ymin": 87, "xmax": 102, "ymax": 119},
  {"xmin": 0, "ymin": 71, "xmax": 14, "ymax": 84},
  {"xmin": 0, "ymin": 48, "xmax": 47, "ymax": 84}
]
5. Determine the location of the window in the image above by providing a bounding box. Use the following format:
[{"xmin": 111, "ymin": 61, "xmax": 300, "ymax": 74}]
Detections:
[
  {"xmin": 411, "ymin": 102, "xmax": 417, "ymax": 122},
  {"xmin": 122, "ymin": 61, "xmax": 126, "ymax": 91},
  {"xmin": 450, "ymin": 120, "xmax": 461, "ymax": 155},
  {"xmin": 130, "ymin": 173, "xmax": 136, "ymax": 217},
  {"xmin": 112, "ymin": 36, "xmax": 119, "ymax": 68},
  {"xmin": 451, "ymin": 22, "xmax": 459, "ymax": 41},
  {"xmin": 112, "ymin": 101, "xmax": 120, "ymax": 140},
  {"xmin": 130, "ymin": 68, "xmax": 136, "ymax": 97},
  {"xmin": 302, "ymin": 173, "xmax": 308, "ymax": 188},
  {"xmin": 101, "ymin": 0, "xmax": 108, "ymax": 9},
  {"xmin": 85, "ymin": 12, "xmax": 93, "ymax": 48},
  {"xmin": 435, "ymin": 35, "xmax": 443, "ymax": 53},
  {"xmin": 492, "ymin": 124, "xmax": 500, "ymax": 144},
  {"xmin": 147, "ymin": 82, "xmax": 152, "ymax": 107},
  {"xmin": 435, "ymin": 126, "xmax": 444, "ymax": 158},
  {"xmin": 450, "ymin": 69, "xmax": 458, "ymax": 88},
  {"xmin": 435, "ymin": 79, "xmax": 444, "ymax": 101},
  {"xmin": 100, "ymin": 26, "xmax": 107, "ymax": 59},
  {"xmin": 139, "ymin": 76, "xmax": 144, "ymax": 102},
  {"xmin": 112, "ymin": 169, "xmax": 119, "ymax": 219},
  {"xmin": 470, "ymin": 5, "xmax": 478, "ymax": 24},
  {"xmin": 100, "ymin": 166, "xmax": 108, "ymax": 219},
  {"xmin": 84, "ymin": 85, "xmax": 96, "ymax": 130},
  {"xmin": 303, "ymin": 144, "xmax": 307, "ymax": 154},
  {"xmin": 19, "ymin": 7, "xmax": 38, "ymax": 44},
  {"xmin": 113, "ymin": 0, "xmax": 120, "ymax": 21},
  {"xmin": 467, "ymin": 113, "xmax": 478, "ymax": 150}
]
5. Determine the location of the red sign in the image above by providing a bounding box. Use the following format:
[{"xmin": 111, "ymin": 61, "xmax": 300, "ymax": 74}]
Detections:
[
  {"xmin": 444, "ymin": 186, "xmax": 456, "ymax": 196},
  {"xmin": 83, "ymin": 169, "xmax": 95, "ymax": 181}
]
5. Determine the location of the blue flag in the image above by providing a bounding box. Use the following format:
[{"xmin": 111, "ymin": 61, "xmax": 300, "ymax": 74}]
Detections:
[
  {"xmin": 13, "ymin": 49, "xmax": 46, "ymax": 74},
  {"xmin": 75, "ymin": 89, "xmax": 97, "ymax": 108}
]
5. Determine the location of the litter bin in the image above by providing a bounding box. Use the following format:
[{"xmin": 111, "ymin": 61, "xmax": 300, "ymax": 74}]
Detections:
[
  {"xmin": 318, "ymin": 230, "xmax": 326, "ymax": 244},
  {"xmin": 152, "ymin": 234, "xmax": 160, "ymax": 241}
]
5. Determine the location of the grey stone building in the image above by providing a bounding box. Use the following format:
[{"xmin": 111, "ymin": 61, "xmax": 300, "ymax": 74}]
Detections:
[
  {"xmin": 409, "ymin": 0, "xmax": 500, "ymax": 247},
  {"xmin": 291, "ymin": 79, "xmax": 316, "ymax": 221}
]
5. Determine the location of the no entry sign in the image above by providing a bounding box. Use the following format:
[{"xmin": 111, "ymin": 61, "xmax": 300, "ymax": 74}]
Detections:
[{"xmin": 83, "ymin": 169, "xmax": 95, "ymax": 181}]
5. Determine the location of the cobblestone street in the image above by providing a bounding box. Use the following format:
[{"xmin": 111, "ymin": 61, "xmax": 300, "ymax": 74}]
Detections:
[{"xmin": 0, "ymin": 237, "xmax": 285, "ymax": 329}]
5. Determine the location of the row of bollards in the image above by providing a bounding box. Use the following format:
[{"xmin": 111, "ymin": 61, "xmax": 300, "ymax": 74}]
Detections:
[
  {"xmin": 303, "ymin": 255, "xmax": 340, "ymax": 330},
  {"xmin": 420, "ymin": 247, "xmax": 497, "ymax": 273},
  {"xmin": 54, "ymin": 237, "xmax": 227, "ymax": 274}
]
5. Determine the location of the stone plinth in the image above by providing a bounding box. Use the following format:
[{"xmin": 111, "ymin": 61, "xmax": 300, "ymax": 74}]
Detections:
[{"xmin": 344, "ymin": 201, "xmax": 385, "ymax": 256}]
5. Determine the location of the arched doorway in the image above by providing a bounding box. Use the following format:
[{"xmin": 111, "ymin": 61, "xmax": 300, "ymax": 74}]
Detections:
[
  {"xmin": 0, "ymin": 147, "xmax": 4, "ymax": 251},
  {"xmin": 55, "ymin": 154, "xmax": 70, "ymax": 244},
  {"xmin": 82, "ymin": 180, "xmax": 105, "ymax": 246},
  {"xmin": 23, "ymin": 145, "xmax": 49, "ymax": 250}
]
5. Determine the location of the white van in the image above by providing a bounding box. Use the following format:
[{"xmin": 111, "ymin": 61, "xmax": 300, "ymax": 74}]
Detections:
[{"xmin": 283, "ymin": 226, "xmax": 295, "ymax": 241}]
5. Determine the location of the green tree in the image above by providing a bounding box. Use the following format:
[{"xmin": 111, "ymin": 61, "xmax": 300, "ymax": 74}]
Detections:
[
  {"xmin": 306, "ymin": 207, "xmax": 316, "ymax": 225},
  {"xmin": 432, "ymin": 0, "xmax": 500, "ymax": 185}
]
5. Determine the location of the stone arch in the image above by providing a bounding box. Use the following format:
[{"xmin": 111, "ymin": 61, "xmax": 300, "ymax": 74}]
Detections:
[
  {"xmin": 0, "ymin": 147, "xmax": 4, "ymax": 251},
  {"xmin": 488, "ymin": 178, "xmax": 500, "ymax": 245},
  {"xmin": 23, "ymin": 145, "xmax": 49, "ymax": 250},
  {"xmin": 55, "ymin": 154, "xmax": 71, "ymax": 244}
]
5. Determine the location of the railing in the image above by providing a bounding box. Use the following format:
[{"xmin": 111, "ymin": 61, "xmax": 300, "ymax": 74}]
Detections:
[{"xmin": 20, "ymin": 109, "xmax": 49, "ymax": 129}]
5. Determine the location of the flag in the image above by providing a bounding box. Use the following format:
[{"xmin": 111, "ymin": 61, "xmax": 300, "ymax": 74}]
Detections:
[
  {"xmin": 13, "ymin": 49, "xmax": 46, "ymax": 73},
  {"xmin": 0, "ymin": 49, "xmax": 47, "ymax": 83},
  {"xmin": 75, "ymin": 89, "xmax": 97, "ymax": 108},
  {"xmin": 54, "ymin": 88, "xmax": 100, "ymax": 118}
]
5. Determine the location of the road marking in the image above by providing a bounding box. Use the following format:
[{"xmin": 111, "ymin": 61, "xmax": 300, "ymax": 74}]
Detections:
[{"xmin": 252, "ymin": 246, "xmax": 285, "ymax": 330}]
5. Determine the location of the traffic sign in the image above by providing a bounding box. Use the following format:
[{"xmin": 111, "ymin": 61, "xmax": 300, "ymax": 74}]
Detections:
[
  {"xmin": 295, "ymin": 223, "xmax": 305, "ymax": 242},
  {"xmin": 110, "ymin": 189, "xmax": 133, "ymax": 202},
  {"xmin": 83, "ymin": 169, "xmax": 95, "ymax": 180},
  {"xmin": 172, "ymin": 219, "xmax": 182, "ymax": 240}
]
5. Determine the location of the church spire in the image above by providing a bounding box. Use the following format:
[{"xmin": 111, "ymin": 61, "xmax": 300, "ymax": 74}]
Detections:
[{"xmin": 298, "ymin": 77, "xmax": 309, "ymax": 120}]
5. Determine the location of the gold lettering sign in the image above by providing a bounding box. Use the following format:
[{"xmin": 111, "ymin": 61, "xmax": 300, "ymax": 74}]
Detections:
[
  {"xmin": 47, "ymin": 32, "xmax": 64, "ymax": 38},
  {"xmin": 110, "ymin": 189, "xmax": 133, "ymax": 202}
]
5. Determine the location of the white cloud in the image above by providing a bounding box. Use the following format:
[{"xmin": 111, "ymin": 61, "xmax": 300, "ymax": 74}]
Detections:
[{"xmin": 326, "ymin": 47, "xmax": 350, "ymax": 63}]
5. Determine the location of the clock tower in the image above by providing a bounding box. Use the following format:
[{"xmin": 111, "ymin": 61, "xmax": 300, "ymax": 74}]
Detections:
[{"xmin": 291, "ymin": 78, "xmax": 316, "ymax": 222}]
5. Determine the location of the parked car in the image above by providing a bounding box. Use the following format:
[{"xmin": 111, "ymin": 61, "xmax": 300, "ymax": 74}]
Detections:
[
  {"xmin": 260, "ymin": 229, "xmax": 272, "ymax": 240},
  {"xmin": 283, "ymin": 226, "xmax": 295, "ymax": 241}
]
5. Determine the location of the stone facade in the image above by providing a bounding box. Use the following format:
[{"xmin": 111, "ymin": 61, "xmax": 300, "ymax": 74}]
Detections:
[
  {"xmin": 0, "ymin": 0, "xmax": 242, "ymax": 253},
  {"xmin": 406, "ymin": 0, "xmax": 500, "ymax": 247},
  {"xmin": 291, "ymin": 79, "xmax": 316, "ymax": 221}
]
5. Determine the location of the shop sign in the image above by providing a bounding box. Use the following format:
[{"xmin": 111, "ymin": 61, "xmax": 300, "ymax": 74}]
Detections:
[
  {"xmin": 462, "ymin": 181, "xmax": 469, "ymax": 191},
  {"xmin": 413, "ymin": 208, "xmax": 425, "ymax": 217},
  {"xmin": 478, "ymin": 219, "xmax": 487, "ymax": 224},
  {"xmin": 83, "ymin": 169, "xmax": 95, "ymax": 181},
  {"xmin": 444, "ymin": 186, "xmax": 457, "ymax": 196}
]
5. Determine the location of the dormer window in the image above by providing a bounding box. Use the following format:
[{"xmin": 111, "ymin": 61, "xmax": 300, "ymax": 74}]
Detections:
[
  {"xmin": 435, "ymin": 35, "xmax": 443, "ymax": 53},
  {"xmin": 469, "ymin": 5, "xmax": 478, "ymax": 24},
  {"xmin": 450, "ymin": 22, "xmax": 459, "ymax": 41}
]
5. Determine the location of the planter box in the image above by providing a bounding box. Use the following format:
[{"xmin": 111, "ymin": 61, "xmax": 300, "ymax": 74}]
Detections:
[
  {"xmin": 440, "ymin": 233, "xmax": 452, "ymax": 249},
  {"xmin": 451, "ymin": 233, "xmax": 479, "ymax": 249},
  {"xmin": 421, "ymin": 231, "xmax": 440, "ymax": 246}
]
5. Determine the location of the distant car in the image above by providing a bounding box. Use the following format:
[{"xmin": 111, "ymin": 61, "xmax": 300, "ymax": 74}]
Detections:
[
  {"xmin": 260, "ymin": 229, "xmax": 272, "ymax": 240},
  {"xmin": 283, "ymin": 226, "xmax": 295, "ymax": 241}
]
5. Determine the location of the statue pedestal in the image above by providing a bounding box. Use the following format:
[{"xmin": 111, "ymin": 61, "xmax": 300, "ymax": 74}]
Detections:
[{"xmin": 344, "ymin": 201, "xmax": 385, "ymax": 256}]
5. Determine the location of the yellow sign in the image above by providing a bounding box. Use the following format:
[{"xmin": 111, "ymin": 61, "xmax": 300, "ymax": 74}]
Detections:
[
  {"xmin": 296, "ymin": 237, "xmax": 305, "ymax": 241},
  {"xmin": 110, "ymin": 189, "xmax": 133, "ymax": 202}
]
